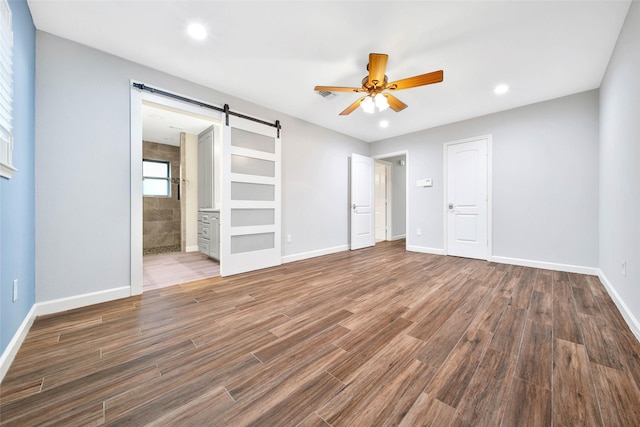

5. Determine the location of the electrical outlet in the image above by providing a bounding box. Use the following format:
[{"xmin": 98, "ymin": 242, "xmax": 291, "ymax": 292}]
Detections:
[
  {"xmin": 417, "ymin": 228, "xmax": 422, "ymax": 236},
  {"xmin": 287, "ymin": 234, "xmax": 292, "ymax": 243},
  {"xmin": 12, "ymin": 279, "xmax": 18, "ymax": 302},
  {"xmin": 622, "ymin": 260, "xmax": 627, "ymax": 277}
]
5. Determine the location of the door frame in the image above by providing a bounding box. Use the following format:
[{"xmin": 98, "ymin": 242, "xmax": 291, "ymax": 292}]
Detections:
[
  {"xmin": 130, "ymin": 81, "xmax": 222, "ymax": 295},
  {"xmin": 373, "ymin": 150, "xmax": 409, "ymax": 249},
  {"xmin": 442, "ymin": 135, "xmax": 493, "ymax": 260}
]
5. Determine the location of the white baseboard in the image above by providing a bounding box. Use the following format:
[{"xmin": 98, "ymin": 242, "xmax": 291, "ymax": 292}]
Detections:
[
  {"xmin": 185, "ymin": 245, "xmax": 199, "ymax": 253},
  {"xmin": 390, "ymin": 234, "xmax": 406, "ymax": 241},
  {"xmin": 489, "ymin": 255, "xmax": 599, "ymax": 275},
  {"xmin": 598, "ymin": 270, "xmax": 640, "ymax": 341},
  {"xmin": 35, "ymin": 286, "xmax": 132, "ymax": 316},
  {"xmin": 0, "ymin": 304, "xmax": 37, "ymax": 383},
  {"xmin": 406, "ymin": 245, "xmax": 446, "ymax": 256},
  {"xmin": 282, "ymin": 245, "xmax": 349, "ymax": 264}
]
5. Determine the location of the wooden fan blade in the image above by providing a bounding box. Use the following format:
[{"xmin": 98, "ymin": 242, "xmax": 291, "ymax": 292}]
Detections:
[
  {"xmin": 384, "ymin": 93, "xmax": 408, "ymax": 112},
  {"xmin": 340, "ymin": 96, "xmax": 366, "ymax": 115},
  {"xmin": 368, "ymin": 53, "xmax": 388, "ymax": 87},
  {"xmin": 387, "ymin": 70, "xmax": 443, "ymax": 90},
  {"xmin": 314, "ymin": 86, "xmax": 364, "ymax": 93}
]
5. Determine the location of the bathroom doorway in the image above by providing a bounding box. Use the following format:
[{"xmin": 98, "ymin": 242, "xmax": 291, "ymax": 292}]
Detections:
[{"xmin": 141, "ymin": 101, "xmax": 220, "ymax": 290}]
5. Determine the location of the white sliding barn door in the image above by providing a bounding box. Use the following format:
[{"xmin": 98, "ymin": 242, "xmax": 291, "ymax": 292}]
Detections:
[
  {"xmin": 220, "ymin": 116, "xmax": 281, "ymax": 276},
  {"xmin": 351, "ymin": 153, "xmax": 375, "ymax": 250}
]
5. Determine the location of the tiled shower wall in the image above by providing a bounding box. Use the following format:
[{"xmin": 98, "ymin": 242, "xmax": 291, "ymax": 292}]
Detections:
[{"xmin": 143, "ymin": 141, "xmax": 181, "ymax": 254}]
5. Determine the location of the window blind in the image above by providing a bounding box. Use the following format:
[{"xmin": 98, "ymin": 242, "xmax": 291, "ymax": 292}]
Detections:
[{"xmin": 0, "ymin": 0, "xmax": 14, "ymax": 178}]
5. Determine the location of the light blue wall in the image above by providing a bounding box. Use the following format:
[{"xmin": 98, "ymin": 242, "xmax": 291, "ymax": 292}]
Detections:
[{"xmin": 0, "ymin": 0, "xmax": 36, "ymax": 355}]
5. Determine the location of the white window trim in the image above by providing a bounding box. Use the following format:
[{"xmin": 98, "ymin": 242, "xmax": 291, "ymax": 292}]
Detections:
[{"xmin": 0, "ymin": 0, "xmax": 14, "ymax": 179}]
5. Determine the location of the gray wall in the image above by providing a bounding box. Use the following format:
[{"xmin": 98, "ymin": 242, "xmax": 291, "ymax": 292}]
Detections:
[
  {"xmin": 370, "ymin": 90, "xmax": 600, "ymax": 268},
  {"xmin": 35, "ymin": 31, "xmax": 367, "ymax": 302},
  {"xmin": 282, "ymin": 118, "xmax": 368, "ymax": 256},
  {"xmin": 599, "ymin": 2, "xmax": 640, "ymax": 329}
]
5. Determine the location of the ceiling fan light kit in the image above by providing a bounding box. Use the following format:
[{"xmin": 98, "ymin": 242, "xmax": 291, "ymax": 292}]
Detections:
[{"xmin": 314, "ymin": 53, "xmax": 444, "ymax": 116}]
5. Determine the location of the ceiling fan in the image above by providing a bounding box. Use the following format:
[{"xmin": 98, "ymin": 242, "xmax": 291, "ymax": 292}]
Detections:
[{"xmin": 314, "ymin": 53, "xmax": 444, "ymax": 115}]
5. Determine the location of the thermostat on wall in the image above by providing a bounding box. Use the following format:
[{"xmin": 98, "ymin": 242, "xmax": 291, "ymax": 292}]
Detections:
[{"xmin": 417, "ymin": 179, "xmax": 433, "ymax": 187}]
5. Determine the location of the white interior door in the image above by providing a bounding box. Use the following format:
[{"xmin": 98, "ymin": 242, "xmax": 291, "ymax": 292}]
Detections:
[
  {"xmin": 351, "ymin": 153, "xmax": 375, "ymax": 250},
  {"xmin": 446, "ymin": 138, "xmax": 488, "ymax": 259},
  {"xmin": 375, "ymin": 162, "xmax": 387, "ymax": 241},
  {"xmin": 220, "ymin": 116, "xmax": 281, "ymax": 276}
]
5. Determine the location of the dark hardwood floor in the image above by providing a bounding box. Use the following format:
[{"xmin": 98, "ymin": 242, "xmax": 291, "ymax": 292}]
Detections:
[{"xmin": 2, "ymin": 240, "xmax": 640, "ymax": 426}]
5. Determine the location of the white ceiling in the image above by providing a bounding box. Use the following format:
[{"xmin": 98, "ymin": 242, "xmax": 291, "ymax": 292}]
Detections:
[
  {"xmin": 27, "ymin": 1, "xmax": 631, "ymax": 143},
  {"xmin": 142, "ymin": 102, "xmax": 214, "ymax": 146}
]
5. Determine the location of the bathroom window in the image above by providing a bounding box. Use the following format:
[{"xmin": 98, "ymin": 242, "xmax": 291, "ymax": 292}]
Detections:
[
  {"xmin": 0, "ymin": 0, "xmax": 14, "ymax": 179},
  {"xmin": 143, "ymin": 159, "xmax": 171, "ymax": 197}
]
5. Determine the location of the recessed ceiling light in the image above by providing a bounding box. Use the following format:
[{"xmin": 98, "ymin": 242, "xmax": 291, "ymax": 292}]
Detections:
[
  {"xmin": 379, "ymin": 120, "xmax": 389, "ymax": 128},
  {"xmin": 494, "ymin": 84, "xmax": 509, "ymax": 95},
  {"xmin": 187, "ymin": 23, "xmax": 207, "ymax": 41}
]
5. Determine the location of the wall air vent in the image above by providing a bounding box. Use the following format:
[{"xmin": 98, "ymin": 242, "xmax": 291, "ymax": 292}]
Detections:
[{"xmin": 317, "ymin": 90, "xmax": 336, "ymax": 99}]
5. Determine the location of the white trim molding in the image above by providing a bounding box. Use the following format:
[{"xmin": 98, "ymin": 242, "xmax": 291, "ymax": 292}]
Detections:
[
  {"xmin": 282, "ymin": 245, "xmax": 348, "ymax": 264},
  {"xmin": 598, "ymin": 270, "xmax": 640, "ymax": 341},
  {"xmin": 35, "ymin": 286, "xmax": 131, "ymax": 316},
  {"xmin": 0, "ymin": 304, "xmax": 37, "ymax": 383},
  {"xmin": 391, "ymin": 234, "xmax": 406, "ymax": 241},
  {"xmin": 407, "ymin": 245, "xmax": 446, "ymax": 256},
  {"xmin": 489, "ymin": 255, "xmax": 599, "ymax": 275}
]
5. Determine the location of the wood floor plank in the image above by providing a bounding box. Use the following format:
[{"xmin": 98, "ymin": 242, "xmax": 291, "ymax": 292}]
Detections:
[
  {"xmin": 415, "ymin": 310, "xmax": 475, "ymax": 368},
  {"xmin": 534, "ymin": 269, "xmax": 553, "ymax": 293},
  {"xmin": 509, "ymin": 270, "xmax": 537, "ymax": 309},
  {"xmin": 348, "ymin": 358, "xmax": 435, "ymax": 426},
  {"xmin": 465, "ymin": 292, "xmax": 508, "ymax": 334},
  {"xmin": 489, "ymin": 305, "xmax": 527, "ymax": 356},
  {"xmin": 579, "ymin": 313, "xmax": 626, "ymax": 370},
  {"xmin": 572, "ymin": 286, "xmax": 602, "ymax": 316},
  {"xmin": 398, "ymin": 393, "xmax": 456, "ymax": 427},
  {"xmin": 553, "ymin": 274, "xmax": 574, "ymax": 305},
  {"xmin": 245, "ymin": 372, "xmax": 343, "ymax": 426},
  {"xmin": 451, "ymin": 348, "xmax": 516, "ymax": 427},
  {"xmin": 501, "ymin": 378, "xmax": 552, "ymax": 427},
  {"xmin": 424, "ymin": 328, "xmax": 493, "ymax": 409},
  {"xmin": 253, "ymin": 309, "xmax": 353, "ymax": 363},
  {"xmin": 2, "ymin": 240, "xmax": 639, "ymax": 425},
  {"xmin": 528, "ymin": 290, "xmax": 553, "ymax": 325},
  {"xmin": 145, "ymin": 386, "xmax": 235, "ymax": 427},
  {"xmin": 516, "ymin": 319, "xmax": 552, "ymax": 389},
  {"xmin": 590, "ymin": 362, "xmax": 640, "ymax": 426},
  {"xmin": 319, "ymin": 334, "xmax": 425, "ymax": 424},
  {"xmin": 553, "ymin": 298, "xmax": 584, "ymax": 344},
  {"xmin": 296, "ymin": 412, "xmax": 331, "ymax": 427},
  {"xmin": 226, "ymin": 325, "xmax": 349, "ymax": 400},
  {"xmin": 616, "ymin": 329, "xmax": 640, "ymax": 390},
  {"xmin": 553, "ymin": 338, "xmax": 603, "ymax": 426}
]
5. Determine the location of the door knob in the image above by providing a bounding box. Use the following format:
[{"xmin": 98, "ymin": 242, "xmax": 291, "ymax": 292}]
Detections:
[
  {"xmin": 352, "ymin": 203, "xmax": 357, "ymax": 210},
  {"xmin": 448, "ymin": 203, "xmax": 454, "ymax": 209}
]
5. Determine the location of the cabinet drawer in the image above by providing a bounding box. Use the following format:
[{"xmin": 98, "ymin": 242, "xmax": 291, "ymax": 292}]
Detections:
[
  {"xmin": 199, "ymin": 212, "xmax": 210, "ymax": 224},
  {"xmin": 202, "ymin": 225, "xmax": 210, "ymax": 238},
  {"xmin": 199, "ymin": 238, "xmax": 210, "ymax": 254}
]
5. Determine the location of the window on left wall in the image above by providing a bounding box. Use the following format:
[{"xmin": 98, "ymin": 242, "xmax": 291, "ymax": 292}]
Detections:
[
  {"xmin": 143, "ymin": 159, "xmax": 171, "ymax": 197},
  {"xmin": 0, "ymin": 0, "xmax": 15, "ymax": 179}
]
